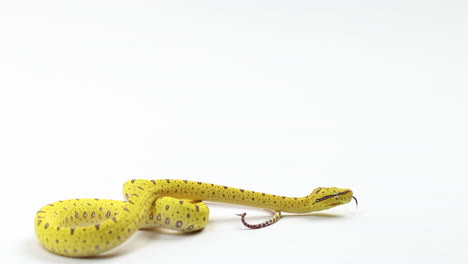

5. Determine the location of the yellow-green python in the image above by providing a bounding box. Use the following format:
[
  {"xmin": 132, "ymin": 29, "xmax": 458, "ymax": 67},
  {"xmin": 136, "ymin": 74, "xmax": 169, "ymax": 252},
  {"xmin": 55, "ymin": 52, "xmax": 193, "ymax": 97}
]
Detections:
[{"xmin": 35, "ymin": 179, "xmax": 356, "ymax": 257}]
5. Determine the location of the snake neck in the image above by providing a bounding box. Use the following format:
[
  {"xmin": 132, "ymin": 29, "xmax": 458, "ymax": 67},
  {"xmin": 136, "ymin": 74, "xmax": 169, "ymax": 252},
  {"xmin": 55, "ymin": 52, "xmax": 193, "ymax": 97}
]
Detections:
[{"xmin": 135, "ymin": 179, "xmax": 316, "ymax": 214}]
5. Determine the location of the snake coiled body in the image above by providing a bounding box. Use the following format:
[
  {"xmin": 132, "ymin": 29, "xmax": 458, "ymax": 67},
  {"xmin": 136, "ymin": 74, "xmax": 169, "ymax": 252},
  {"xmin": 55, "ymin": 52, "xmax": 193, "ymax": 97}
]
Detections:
[{"xmin": 35, "ymin": 179, "xmax": 355, "ymax": 257}]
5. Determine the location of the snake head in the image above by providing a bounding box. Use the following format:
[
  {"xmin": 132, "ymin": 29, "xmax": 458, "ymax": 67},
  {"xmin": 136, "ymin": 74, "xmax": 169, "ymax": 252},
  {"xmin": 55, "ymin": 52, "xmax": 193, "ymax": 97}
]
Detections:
[{"xmin": 309, "ymin": 187, "xmax": 355, "ymax": 211}]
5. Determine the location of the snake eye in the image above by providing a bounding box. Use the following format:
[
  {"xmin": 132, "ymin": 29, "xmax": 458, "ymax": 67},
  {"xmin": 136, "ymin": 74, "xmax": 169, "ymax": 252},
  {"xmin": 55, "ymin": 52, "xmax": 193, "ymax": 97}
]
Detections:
[{"xmin": 315, "ymin": 199, "xmax": 320, "ymax": 202}]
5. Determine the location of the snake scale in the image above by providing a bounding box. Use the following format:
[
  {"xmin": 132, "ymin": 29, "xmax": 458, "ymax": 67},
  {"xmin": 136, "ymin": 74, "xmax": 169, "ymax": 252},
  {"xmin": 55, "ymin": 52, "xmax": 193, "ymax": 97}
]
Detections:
[{"xmin": 35, "ymin": 179, "xmax": 356, "ymax": 257}]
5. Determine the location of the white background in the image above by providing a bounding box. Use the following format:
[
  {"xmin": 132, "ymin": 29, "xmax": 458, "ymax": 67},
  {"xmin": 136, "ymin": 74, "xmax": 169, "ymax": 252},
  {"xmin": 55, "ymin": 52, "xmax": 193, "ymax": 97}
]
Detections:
[{"xmin": 1, "ymin": 1, "xmax": 467, "ymax": 263}]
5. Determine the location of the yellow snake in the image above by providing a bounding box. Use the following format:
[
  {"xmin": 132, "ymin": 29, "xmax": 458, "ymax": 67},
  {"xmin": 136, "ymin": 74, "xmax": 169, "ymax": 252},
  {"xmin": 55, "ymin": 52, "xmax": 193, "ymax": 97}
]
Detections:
[{"xmin": 35, "ymin": 179, "xmax": 356, "ymax": 257}]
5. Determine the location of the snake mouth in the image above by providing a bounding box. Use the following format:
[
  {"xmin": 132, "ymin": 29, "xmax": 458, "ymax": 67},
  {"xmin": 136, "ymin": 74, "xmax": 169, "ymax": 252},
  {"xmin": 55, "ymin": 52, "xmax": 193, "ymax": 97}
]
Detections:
[
  {"xmin": 323, "ymin": 197, "xmax": 357, "ymax": 208},
  {"xmin": 313, "ymin": 190, "xmax": 352, "ymax": 205}
]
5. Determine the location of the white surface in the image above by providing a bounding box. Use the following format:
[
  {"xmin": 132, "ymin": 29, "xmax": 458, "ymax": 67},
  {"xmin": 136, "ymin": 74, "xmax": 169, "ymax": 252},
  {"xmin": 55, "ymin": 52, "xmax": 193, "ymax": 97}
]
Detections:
[{"xmin": 1, "ymin": 1, "xmax": 467, "ymax": 263}]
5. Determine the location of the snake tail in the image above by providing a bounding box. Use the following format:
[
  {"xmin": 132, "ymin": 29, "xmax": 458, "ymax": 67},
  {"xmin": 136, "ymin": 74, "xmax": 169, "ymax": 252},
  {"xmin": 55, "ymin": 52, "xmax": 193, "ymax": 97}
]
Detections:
[{"xmin": 236, "ymin": 211, "xmax": 282, "ymax": 229}]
